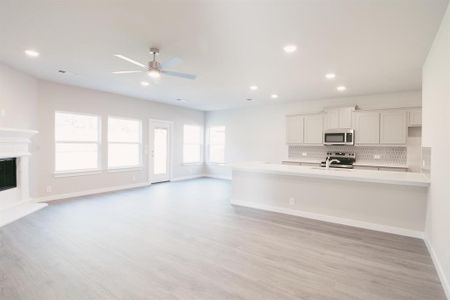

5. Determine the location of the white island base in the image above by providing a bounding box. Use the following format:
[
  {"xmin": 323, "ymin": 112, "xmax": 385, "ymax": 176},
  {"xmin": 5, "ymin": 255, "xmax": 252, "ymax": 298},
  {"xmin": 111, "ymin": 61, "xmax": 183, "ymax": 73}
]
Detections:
[{"xmin": 231, "ymin": 163, "xmax": 429, "ymax": 238}]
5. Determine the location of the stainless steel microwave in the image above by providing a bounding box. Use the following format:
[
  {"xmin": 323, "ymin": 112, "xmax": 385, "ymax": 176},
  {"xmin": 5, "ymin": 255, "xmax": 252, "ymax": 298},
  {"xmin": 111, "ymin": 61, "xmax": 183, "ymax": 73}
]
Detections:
[{"xmin": 323, "ymin": 129, "xmax": 354, "ymax": 146}]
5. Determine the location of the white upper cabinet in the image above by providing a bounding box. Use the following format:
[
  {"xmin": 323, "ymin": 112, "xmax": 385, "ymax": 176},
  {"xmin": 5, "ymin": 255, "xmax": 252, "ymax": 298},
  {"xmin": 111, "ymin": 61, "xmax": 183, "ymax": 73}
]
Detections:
[
  {"xmin": 286, "ymin": 115, "xmax": 304, "ymax": 144},
  {"xmin": 408, "ymin": 108, "xmax": 422, "ymax": 127},
  {"xmin": 324, "ymin": 106, "xmax": 355, "ymax": 130},
  {"xmin": 353, "ymin": 111, "xmax": 380, "ymax": 145},
  {"xmin": 339, "ymin": 107, "xmax": 354, "ymax": 128},
  {"xmin": 304, "ymin": 114, "xmax": 324, "ymax": 144},
  {"xmin": 380, "ymin": 110, "xmax": 407, "ymax": 145},
  {"xmin": 324, "ymin": 109, "xmax": 340, "ymax": 130}
]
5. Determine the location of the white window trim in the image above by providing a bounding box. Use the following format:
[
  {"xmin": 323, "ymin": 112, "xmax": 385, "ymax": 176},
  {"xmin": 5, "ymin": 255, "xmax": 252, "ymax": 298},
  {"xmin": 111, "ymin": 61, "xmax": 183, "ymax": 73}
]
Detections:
[
  {"xmin": 54, "ymin": 111, "xmax": 102, "ymax": 175},
  {"xmin": 107, "ymin": 116, "xmax": 143, "ymax": 170},
  {"xmin": 182, "ymin": 124, "xmax": 204, "ymax": 164}
]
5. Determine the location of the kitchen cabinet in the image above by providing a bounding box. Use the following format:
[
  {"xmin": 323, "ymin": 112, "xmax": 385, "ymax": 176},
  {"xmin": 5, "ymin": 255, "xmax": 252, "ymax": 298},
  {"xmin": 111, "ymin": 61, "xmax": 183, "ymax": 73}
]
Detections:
[
  {"xmin": 324, "ymin": 109, "xmax": 339, "ymax": 130},
  {"xmin": 408, "ymin": 108, "xmax": 422, "ymax": 127},
  {"xmin": 303, "ymin": 114, "xmax": 324, "ymax": 144},
  {"xmin": 353, "ymin": 111, "xmax": 380, "ymax": 145},
  {"xmin": 286, "ymin": 115, "xmax": 304, "ymax": 144},
  {"xmin": 324, "ymin": 106, "xmax": 355, "ymax": 130},
  {"xmin": 380, "ymin": 110, "xmax": 407, "ymax": 145}
]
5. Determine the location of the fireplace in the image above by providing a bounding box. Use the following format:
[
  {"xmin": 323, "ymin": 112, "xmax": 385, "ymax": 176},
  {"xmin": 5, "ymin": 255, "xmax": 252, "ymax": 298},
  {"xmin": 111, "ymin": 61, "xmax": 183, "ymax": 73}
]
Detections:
[{"xmin": 0, "ymin": 158, "xmax": 17, "ymax": 191}]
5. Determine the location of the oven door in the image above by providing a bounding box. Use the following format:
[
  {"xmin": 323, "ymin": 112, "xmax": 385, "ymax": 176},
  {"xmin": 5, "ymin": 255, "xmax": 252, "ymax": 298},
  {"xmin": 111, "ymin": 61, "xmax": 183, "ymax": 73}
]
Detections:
[{"xmin": 324, "ymin": 132, "xmax": 347, "ymax": 145}]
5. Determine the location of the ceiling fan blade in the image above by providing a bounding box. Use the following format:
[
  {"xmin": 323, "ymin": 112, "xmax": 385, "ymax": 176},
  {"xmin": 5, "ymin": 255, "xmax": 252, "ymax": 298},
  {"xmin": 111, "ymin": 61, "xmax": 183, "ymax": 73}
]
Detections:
[
  {"xmin": 112, "ymin": 70, "xmax": 143, "ymax": 74},
  {"xmin": 114, "ymin": 54, "xmax": 147, "ymax": 68},
  {"xmin": 160, "ymin": 57, "xmax": 182, "ymax": 69},
  {"xmin": 161, "ymin": 70, "xmax": 197, "ymax": 80}
]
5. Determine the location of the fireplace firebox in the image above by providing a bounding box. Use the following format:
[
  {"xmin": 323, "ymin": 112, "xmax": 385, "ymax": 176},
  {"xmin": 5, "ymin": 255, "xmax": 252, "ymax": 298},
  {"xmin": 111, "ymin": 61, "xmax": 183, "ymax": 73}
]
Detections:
[{"xmin": 0, "ymin": 158, "xmax": 17, "ymax": 192}]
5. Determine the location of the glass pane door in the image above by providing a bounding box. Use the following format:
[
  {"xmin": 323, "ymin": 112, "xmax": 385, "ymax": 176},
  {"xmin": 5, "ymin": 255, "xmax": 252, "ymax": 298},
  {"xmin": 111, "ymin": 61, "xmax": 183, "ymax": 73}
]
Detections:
[
  {"xmin": 149, "ymin": 120, "xmax": 172, "ymax": 183},
  {"xmin": 153, "ymin": 128, "xmax": 168, "ymax": 175}
]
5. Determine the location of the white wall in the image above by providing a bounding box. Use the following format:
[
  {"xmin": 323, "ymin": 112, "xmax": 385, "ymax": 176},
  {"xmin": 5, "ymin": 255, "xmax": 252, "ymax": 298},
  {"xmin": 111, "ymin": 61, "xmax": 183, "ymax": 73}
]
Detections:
[
  {"xmin": 35, "ymin": 81, "xmax": 205, "ymax": 198},
  {"xmin": 0, "ymin": 64, "xmax": 39, "ymax": 129},
  {"xmin": 205, "ymin": 91, "xmax": 421, "ymax": 179},
  {"xmin": 422, "ymin": 2, "xmax": 450, "ymax": 296}
]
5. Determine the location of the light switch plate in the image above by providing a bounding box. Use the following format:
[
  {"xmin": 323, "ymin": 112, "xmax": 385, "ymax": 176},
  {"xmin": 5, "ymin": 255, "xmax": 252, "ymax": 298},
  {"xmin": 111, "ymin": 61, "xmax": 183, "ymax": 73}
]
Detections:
[
  {"xmin": 374, "ymin": 154, "xmax": 381, "ymax": 160},
  {"xmin": 301, "ymin": 152, "xmax": 307, "ymax": 157}
]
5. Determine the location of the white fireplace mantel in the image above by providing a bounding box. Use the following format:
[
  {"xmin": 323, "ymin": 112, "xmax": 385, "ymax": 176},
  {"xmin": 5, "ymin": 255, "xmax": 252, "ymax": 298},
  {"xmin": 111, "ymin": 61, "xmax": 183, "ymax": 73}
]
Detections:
[
  {"xmin": 0, "ymin": 127, "xmax": 39, "ymax": 159},
  {"xmin": 0, "ymin": 127, "xmax": 46, "ymax": 227}
]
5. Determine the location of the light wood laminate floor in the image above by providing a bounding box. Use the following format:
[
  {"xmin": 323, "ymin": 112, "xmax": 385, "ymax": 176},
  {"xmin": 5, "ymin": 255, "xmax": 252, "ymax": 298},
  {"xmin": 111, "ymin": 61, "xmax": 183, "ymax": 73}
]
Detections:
[{"xmin": 0, "ymin": 178, "xmax": 446, "ymax": 300}]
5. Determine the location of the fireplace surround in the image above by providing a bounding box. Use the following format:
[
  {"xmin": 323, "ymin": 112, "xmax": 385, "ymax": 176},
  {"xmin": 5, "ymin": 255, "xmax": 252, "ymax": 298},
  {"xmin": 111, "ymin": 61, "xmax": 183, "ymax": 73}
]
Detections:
[{"xmin": 0, "ymin": 127, "xmax": 46, "ymax": 227}]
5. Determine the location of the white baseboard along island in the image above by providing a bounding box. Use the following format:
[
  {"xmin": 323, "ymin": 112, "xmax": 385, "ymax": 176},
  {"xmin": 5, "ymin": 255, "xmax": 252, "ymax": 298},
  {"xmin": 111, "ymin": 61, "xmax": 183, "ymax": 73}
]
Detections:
[{"xmin": 231, "ymin": 162, "xmax": 430, "ymax": 238}]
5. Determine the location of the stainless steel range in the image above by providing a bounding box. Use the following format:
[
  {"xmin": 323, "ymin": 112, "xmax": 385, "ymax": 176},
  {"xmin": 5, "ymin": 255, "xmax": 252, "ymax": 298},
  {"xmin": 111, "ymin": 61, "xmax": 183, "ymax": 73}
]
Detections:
[{"xmin": 321, "ymin": 152, "xmax": 356, "ymax": 169}]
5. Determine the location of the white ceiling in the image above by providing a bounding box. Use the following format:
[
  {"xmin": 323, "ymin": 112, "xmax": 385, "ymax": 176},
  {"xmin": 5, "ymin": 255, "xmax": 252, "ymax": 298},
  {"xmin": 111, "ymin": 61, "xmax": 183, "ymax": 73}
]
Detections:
[{"xmin": 0, "ymin": 0, "xmax": 447, "ymax": 111}]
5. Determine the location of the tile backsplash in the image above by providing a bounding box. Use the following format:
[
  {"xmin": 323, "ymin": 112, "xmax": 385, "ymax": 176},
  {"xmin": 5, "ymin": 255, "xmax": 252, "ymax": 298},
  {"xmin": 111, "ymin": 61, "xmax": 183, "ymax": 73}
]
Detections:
[{"xmin": 288, "ymin": 145, "xmax": 407, "ymax": 166}]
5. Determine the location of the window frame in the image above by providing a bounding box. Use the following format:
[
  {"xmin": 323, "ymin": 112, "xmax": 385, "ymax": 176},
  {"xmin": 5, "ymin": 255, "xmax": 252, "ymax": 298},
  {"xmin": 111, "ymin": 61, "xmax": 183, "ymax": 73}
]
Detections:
[
  {"xmin": 182, "ymin": 124, "xmax": 204, "ymax": 165},
  {"xmin": 54, "ymin": 111, "xmax": 102, "ymax": 175},
  {"xmin": 107, "ymin": 116, "xmax": 143, "ymax": 170},
  {"xmin": 207, "ymin": 126, "xmax": 226, "ymax": 165}
]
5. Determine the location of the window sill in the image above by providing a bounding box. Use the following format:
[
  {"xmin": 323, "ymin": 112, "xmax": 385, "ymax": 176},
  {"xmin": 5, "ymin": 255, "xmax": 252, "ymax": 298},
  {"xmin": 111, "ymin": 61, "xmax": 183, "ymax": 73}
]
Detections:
[
  {"xmin": 107, "ymin": 166, "xmax": 143, "ymax": 173},
  {"xmin": 54, "ymin": 169, "xmax": 102, "ymax": 178}
]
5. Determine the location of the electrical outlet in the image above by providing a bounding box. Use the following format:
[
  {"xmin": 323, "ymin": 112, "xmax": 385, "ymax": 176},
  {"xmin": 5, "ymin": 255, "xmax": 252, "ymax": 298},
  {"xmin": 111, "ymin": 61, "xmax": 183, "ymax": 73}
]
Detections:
[
  {"xmin": 46, "ymin": 185, "xmax": 52, "ymax": 193},
  {"xmin": 289, "ymin": 197, "xmax": 296, "ymax": 205},
  {"xmin": 374, "ymin": 154, "xmax": 381, "ymax": 160},
  {"xmin": 301, "ymin": 152, "xmax": 307, "ymax": 157}
]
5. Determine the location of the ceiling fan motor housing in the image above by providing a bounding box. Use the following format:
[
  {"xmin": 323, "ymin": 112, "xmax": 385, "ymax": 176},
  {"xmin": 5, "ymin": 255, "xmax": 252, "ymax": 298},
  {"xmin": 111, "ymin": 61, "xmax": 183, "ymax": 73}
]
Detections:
[{"xmin": 148, "ymin": 60, "xmax": 161, "ymax": 71}]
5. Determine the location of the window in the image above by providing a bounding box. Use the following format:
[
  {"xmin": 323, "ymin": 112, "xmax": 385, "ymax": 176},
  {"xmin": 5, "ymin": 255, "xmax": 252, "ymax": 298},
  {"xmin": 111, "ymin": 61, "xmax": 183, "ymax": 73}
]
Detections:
[
  {"xmin": 208, "ymin": 126, "xmax": 226, "ymax": 163},
  {"xmin": 55, "ymin": 112, "xmax": 100, "ymax": 172},
  {"xmin": 183, "ymin": 125, "xmax": 203, "ymax": 163},
  {"xmin": 108, "ymin": 117, "xmax": 142, "ymax": 168}
]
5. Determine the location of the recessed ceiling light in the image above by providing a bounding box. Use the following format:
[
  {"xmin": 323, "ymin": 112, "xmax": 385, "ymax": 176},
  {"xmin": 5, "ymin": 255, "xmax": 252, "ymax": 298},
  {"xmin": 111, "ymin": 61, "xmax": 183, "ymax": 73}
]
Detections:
[
  {"xmin": 24, "ymin": 49, "xmax": 40, "ymax": 57},
  {"xmin": 283, "ymin": 45, "xmax": 297, "ymax": 53},
  {"xmin": 249, "ymin": 85, "xmax": 258, "ymax": 91},
  {"xmin": 325, "ymin": 73, "xmax": 336, "ymax": 79},
  {"xmin": 336, "ymin": 86, "xmax": 347, "ymax": 92},
  {"xmin": 271, "ymin": 94, "xmax": 279, "ymax": 99},
  {"xmin": 140, "ymin": 81, "xmax": 149, "ymax": 86}
]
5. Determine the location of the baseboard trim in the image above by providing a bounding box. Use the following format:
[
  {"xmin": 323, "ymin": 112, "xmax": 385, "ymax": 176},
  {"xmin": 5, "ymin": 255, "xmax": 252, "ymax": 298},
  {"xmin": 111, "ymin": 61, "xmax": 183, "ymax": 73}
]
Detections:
[
  {"xmin": 206, "ymin": 174, "xmax": 232, "ymax": 180},
  {"xmin": 33, "ymin": 182, "xmax": 151, "ymax": 203},
  {"xmin": 170, "ymin": 174, "xmax": 206, "ymax": 182},
  {"xmin": 34, "ymin": 175, "xmax": 219, "ymax": 203},
  {"xmin": 231, "ymin": 199, "xmax": 424, "ymax": 239},
  {"xmin": 424, "ymin": 237, "xmax": 450, "ymax": 299}
]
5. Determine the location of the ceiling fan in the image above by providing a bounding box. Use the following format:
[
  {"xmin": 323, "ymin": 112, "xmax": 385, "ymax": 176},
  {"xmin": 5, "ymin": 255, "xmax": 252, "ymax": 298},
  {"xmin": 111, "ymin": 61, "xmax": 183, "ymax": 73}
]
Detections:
[{"xmin": 112, "ymin": 47, "xmax": 197, "ymax": 80}]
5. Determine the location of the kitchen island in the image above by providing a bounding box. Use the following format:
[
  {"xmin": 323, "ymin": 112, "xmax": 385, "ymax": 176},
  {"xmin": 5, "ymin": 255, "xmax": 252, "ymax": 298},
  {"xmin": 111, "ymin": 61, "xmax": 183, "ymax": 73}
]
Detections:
[{"xmin": 231, "ymin": 162, "xmax": 429, "ymax": 237}]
